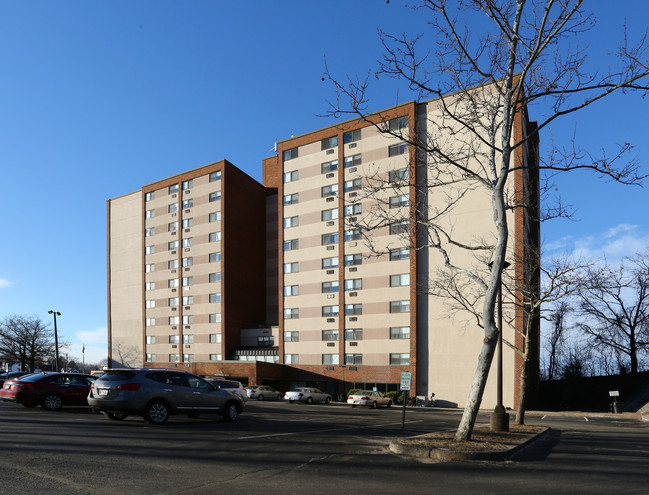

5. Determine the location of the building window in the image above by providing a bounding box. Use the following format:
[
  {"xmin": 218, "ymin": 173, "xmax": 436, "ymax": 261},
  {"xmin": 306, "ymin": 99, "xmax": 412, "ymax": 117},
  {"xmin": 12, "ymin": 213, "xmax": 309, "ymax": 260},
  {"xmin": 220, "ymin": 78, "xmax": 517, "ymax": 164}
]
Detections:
[
  {"xmin": 168, "ymin": 184, "xmax": 179, "ymax": 194},
  {"xmin": 321, "ymin": 233, "xmax": 338, "ymax": 245},
  {"xmin": 390, "ymin": 353, "xmax": 410, "ymax": 365},
  {"xmin": 284, "ymin": 239, "xmax": 299, "ymax": 251},
  {"xmin": 183, "ymin": 334, "xmax": 194, "ymax": 344},
  {"xmin": 321, "ymin": 257, "xmax": 339, "ymax": 269},
  {"xmin": 182, "ymin": 179, "xmax": 193, "ymax": 190},
  {"xmin": 321, "ymin": 184, "xmax": 338, "ymax": 197},
  {"xmin": 344, "ymin": 203, "xmax": 361, "ymax": 216},
  {"xmin": 182, "ymin": 218, "xmax": 193, "ymax": 228},
  {"xmin": 390, "ymin": 222, "xmax": 409, "ymax": 235},
  {"xmin": 283, "ymin": 193, "xmax": 299, "ymax": 205},
  {"xmin": 322, "ymin": 330, "xmax": 339, "ymax": 341},
  {"xmin": 321, "ymin": 160, "xmax": 338, "ymax": 173},
  {"xmin": 284, "ymin": 308, "xmax": 299, "ymax": 319},
  {"xmin": 182, "ymin": 296, "xmax": 193, "ymax": 305},
  {"xmin": 344, "ymin": 254, "xmax": 362, "ymax": 266},
  {"xmin": 209, "ymin": 273, "xmax": 221, "ymax": 282},
  {"xmin": 343, "ymin": 154, "xmax": 361, "ymax": 168},
  {"xmin": 145, "ymin": 299, "xmax": 155, "ymax": 309},
  {"xmin": 285, "ymin": 354, "xmax": 299, "ymax": 364},
  {"xmin": 182, "ymin": 257, "xmax": 193, "ymax": 267},
  {"xmin": 344, "ymin": 178, "xmax": 362, "ymax": 192},
  {"xmin": 345, "ymin": 328, "xmax": 363, "ymax": 340},
  {"xmin": 145, "ymin": 264, "xmax": 155, "ymax": 273},
  {"xmin": 182, "ymin": 276, "xmax": 193, "ymax": 286},
  {"xmin": 168, "ymin": 240, "xmax": 178, "ymax": 250},
  {"xmin": 145, "ymin": 227, "xmax": 155, "ymax": 237},
  {"xmin": 390, "ymin": 247, "xmax": 410, "ymax": 260},
  {"xmin": 169, "ymin": 354, "xmax": 180, "ymax": 363},
  {"xmin": 322, "ymin": 305, "xmax": 339, "ymax": 317},
  {"xmin": 321, "ymin": 208, "xmax": 338, "ymax": 221},
  {"xmin": 284, "ymin": 331, "xmax": 299, "ymax": 342},
  {"xmin": 209, "ymin": 293, "xmax": 221, "ymax": 303},
  {"xmin": 209, "ymin": 313, "xmax": 222, "ymax": 323},
  {"xmin": 344, "ymin": 304, "xmax": 362, "ymax": 315},
  {"xmin": 168, "ymin": 278, "xmax": 179, "ymax": 288},
  {"xmin": 322, "ymin": 281, "xmax": 339, "ymax": 293},
  {"xmin": 344, "ymin": 229, "xmax": 361, "ymax": 241},
  {"xmin": 145, "ymin": 191, "xmax": 155, "ymax": 201},
  {"xmin": 389, "ymin": 167, "xmax": 409, "ymax": 183},
  {"xmin": 390, "ymin": 327, "xmax": 410, "ymax": 339},
  {"xmin": 210, "ymin": 171, "xmax": 222, "ymax": 182},
  {"xmin": 343, "ymin": 129, "xmax": 361, "ymax": 143},
  {"xmin": 168, "ymin": 222, "xmax": 178, "ymax": 232},
  {"xmin": 145, "ymin": 282, "xmax": 156, "ymax": 291},
  {"xmin": 257, "ymin": 336, "xmax": 274, "ymax": 347},
  {"xmin": 389, "ymin": 115, "xmax": 409, "ymax": 130},
  {"xmin": 390, "ymin": 274, "xmax": 410, "ymax": 287},
  {"xmin": 169, "ymin": 316, "xmax": 179, "ymax": 325},
  {"xmin": 284, "ymin": 285, "xmax": 299, "ymax": 296},
  {"xmin": 283, "ymin": 262, "xmax": 299, "ymax": 273},
  {"xmin": 183, "ymin": 354, "xmax": 194, "ymax": 363},
  {"xmin": 390, "ymin": 194, "xmax": 409, "ymax": 208},
  {"xmin": 321, "ymin": 136, "xmax": 338, "ymax": 150},
  {"xmin": 209, "ymin": 232, "xmax": 222, "ymax": 242},
  {"xmin": 145, "ymin": 209, "xmax": 155, "ymax": 219},
  {"xmin": 209, "ymin": 252, "xmax": 221, "ymax": 262},
  {"xmin": 169, "ymin": 335, "xmax": 180, "ymax": 344},
  {"xmin": 390, "ymin": 300, "xmax": 410, "ymax": 313},
  {"xmin": 344, "ymin": 279, "xmax": 362, "ymax": 291},
  {"xmin": 182, "ymin": 315, "xmax": 194, "ymax": 324},
  {"xmin": 388, "ymin": 142, "xmax": 408, "ymax": 157},
  {"xmin": 209, "ymin": 333, "xmax": 222, "ymax": 343},
  {"xmin": 168, "ymin": 297, "xmax": 179, "ymax": 306},
  {"xmin": 146, "ymin": 353, "xmax": 156, "ymax": 362},
  {"xmin": 283, "ymin": 147, "xmax": 298, "ymax": 161},
  {"xmin": 284, "ymin": 216, "xmax": 299, "ymax": 228},
  {"xmin": 182, "ymin": 199, "xmax": 193, "ymax": 209},
  {"xmin": 209, "ymin": 211, "xmax": 221, "ymax": 222},
  {"xmin": 209, "ymin": 191, "xmax": 222, "ymax": 202},
  {"xmin": 345, "ymin": 354, "xmax": 362, "ymax": 365},
  {"xmin": 283, "ymin": 170, "xmax": 298, "ymax": 182},
  {"xmin": 145, "ymin": 245, "xmax": 155, "ymax": 255},
  {"xmin": 210, "ymin": 354, "xmax": 222, "ymax": 361},
  {"xmin": 322, "ymin": 354, "xmax": 339, "ymax": 365},
  {"xmin": 168, "ymin": 259, "xmax": 179, "ymax": 269},
  {"xmin": 168, "ymin": 203, "xmax": 178, "ymax": 213},
  {"xmin": 182, "ymin": 237, "xmax": 193, "ymax": 247}
]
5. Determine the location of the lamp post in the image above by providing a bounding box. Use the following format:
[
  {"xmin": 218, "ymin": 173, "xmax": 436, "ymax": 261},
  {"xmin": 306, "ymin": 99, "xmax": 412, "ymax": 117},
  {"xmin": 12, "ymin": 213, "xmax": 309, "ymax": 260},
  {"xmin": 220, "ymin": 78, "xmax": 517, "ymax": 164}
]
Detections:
[
  {"xmin": 48, "ymin": 310, "xmax": 61, "ymax": 372},
  {"xmin": 489, "ymin": 261, "xmax": 510, "ymax": 432}
]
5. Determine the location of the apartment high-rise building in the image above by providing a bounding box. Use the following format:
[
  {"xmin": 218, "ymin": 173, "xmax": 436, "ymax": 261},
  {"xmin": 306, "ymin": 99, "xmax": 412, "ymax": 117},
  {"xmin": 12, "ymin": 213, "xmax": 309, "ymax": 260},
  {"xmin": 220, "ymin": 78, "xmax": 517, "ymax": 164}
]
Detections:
[{"xmin": 108, "ymin": 92, "xmax": 539, "ymax": 409}]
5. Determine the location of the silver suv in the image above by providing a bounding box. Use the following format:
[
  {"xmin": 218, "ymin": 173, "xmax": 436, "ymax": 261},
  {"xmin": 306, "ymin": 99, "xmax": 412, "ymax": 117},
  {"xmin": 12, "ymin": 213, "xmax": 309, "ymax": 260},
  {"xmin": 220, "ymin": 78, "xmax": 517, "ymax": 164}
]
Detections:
[{"xmin": 87, "ymin": 369, "xmax": 244, "ymax": 424}]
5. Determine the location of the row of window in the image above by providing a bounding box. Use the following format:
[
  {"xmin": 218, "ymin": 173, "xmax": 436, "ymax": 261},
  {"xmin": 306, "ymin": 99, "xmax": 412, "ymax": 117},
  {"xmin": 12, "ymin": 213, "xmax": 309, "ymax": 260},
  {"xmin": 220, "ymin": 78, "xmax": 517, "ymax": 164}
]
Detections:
[
  {"xmin": 146, "ymin": 333, "xmax": 222, "ymax": 345},
  {"xmin": 284, "ymin": 162, "xmax": 408, "ymax": 185},
  {"xmin": 308, "ymin": 301, "xmax": 408, "ymax": 317},
  {"xmin": 145, "ymin": 173, "xmax": 222, "ymax": 203},
  {"xmin": 283, "ymin": 274, "xmax": 408, "ymax": 297},
  {"xmin": 144, "ymin": 273, "xmax": 221, "ymax": 291},
  {"xmin": 145, "ymin": 313, "xmax": 222, "ymax": 326},
  {"xmin": 321, "ymin": 353, "xmax": 410, "ymax": 366},
  {"xmin": 144, "ymin": 212, "xmax": 221, "ymax": 238}
]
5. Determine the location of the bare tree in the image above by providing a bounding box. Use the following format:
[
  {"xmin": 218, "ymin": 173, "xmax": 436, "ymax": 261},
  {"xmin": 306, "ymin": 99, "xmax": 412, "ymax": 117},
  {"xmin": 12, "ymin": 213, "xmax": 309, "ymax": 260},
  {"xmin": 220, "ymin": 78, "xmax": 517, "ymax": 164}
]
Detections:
[
  {"xmin": 576, "ymin": 252, "xmax": 649, "ymax": 375},
  {"xmin": 112, "ymin": 340, "xmax": 140, "ymax": 369},
  {"xmin": 0, "ymin": 315, "xmax": 55, "ymax": 371},
  {"xmin": 546, "ymin": 300, "xmax": 569, "ymax": 381},
  {"xmin": 325, "ymin": 0, "xmax": 649, "ymax": 440}
]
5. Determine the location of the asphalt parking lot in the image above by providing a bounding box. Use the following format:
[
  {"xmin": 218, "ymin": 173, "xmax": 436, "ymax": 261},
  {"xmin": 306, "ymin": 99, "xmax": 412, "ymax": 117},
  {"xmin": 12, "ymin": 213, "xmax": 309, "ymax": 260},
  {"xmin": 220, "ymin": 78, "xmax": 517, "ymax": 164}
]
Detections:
[{"xmin": 1, "ymin": 400, "xmax": 648, "ymax": 494}]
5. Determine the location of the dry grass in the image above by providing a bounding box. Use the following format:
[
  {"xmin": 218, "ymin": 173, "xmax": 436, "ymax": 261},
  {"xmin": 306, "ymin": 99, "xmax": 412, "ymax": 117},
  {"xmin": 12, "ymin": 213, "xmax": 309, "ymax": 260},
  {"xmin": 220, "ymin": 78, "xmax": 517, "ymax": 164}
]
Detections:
[{"xmin": 402, "ymin": 424, "xmax": 547, "ymax": 452}]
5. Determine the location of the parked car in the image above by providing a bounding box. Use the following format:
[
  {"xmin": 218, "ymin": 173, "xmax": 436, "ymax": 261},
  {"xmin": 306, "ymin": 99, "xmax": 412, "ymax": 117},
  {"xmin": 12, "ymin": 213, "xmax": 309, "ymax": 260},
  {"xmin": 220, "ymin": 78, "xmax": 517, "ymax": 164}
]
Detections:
[
  {"xmin": 245, "ymin": 385, "xmax": 283, "ymax": 401},
  {"xmin": 206, "ymin": 379, "xmax": 248, "ymax": 401},
  {"xmin": 284, "ymin": 387, "xmax": 332, "ymax": 404},
  {"xmin": 347, "ymin": 390, "xmax": 393, "ymax": 408},
  {"xmin": 0, "ymin": 372, "xmax": 96, "ymax": 410},
  {"xmin": 88, "ymin": 369, "xmax": 244, "ymax": 424},
  {"xmin": 0, "ymin": 371, "xmax": 32, "ymax": 388}
]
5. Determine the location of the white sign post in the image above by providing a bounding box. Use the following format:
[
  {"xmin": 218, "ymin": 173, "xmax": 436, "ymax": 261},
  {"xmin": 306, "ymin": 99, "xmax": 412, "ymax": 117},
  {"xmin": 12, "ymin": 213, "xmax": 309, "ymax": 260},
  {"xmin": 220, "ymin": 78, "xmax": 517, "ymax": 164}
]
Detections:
[{"xmin": 400, "ymin": 372, "xmax": 412, "ymax": 428}]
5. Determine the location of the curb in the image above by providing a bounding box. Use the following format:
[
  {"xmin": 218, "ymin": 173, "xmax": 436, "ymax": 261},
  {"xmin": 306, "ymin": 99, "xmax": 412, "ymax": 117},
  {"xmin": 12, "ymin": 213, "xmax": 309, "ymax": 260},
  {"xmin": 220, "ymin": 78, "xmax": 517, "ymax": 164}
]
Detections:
[{"xmin": 389, "ymin": 427, "xmax": 551, "ymax": 461}]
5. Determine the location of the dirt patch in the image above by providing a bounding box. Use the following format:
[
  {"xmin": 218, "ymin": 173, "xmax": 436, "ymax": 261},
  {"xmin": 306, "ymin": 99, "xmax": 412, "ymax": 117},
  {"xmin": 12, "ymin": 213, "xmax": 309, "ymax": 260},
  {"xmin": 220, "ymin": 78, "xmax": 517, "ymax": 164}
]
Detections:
[{"xmin": 402, "ymin": 424, "xmax": 547, "ymax": 452}]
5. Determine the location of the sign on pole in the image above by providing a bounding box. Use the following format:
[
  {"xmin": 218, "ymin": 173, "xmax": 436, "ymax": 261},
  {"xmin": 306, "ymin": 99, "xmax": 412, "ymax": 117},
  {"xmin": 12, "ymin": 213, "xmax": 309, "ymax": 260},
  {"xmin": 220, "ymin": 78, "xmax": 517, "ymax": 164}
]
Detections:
[{"xmin": 400, "ymin": 371, "xmax": 412, "ymax": 391}]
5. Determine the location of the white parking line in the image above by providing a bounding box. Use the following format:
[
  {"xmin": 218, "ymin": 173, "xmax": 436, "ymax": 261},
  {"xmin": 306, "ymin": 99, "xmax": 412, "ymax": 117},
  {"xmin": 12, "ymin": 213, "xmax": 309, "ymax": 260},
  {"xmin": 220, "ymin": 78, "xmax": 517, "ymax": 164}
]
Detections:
[{"xmin": 237, "ymin": 420, "xmax": 423, "ymax": 440}]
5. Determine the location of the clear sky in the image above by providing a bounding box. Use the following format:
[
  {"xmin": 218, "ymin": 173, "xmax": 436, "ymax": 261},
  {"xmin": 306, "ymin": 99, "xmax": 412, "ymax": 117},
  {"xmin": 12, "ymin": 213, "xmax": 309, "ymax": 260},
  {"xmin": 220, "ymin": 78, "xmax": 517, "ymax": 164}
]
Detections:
[{"xmin": 1, "ymin": 1, "xmax": 647, "ymax": 366}]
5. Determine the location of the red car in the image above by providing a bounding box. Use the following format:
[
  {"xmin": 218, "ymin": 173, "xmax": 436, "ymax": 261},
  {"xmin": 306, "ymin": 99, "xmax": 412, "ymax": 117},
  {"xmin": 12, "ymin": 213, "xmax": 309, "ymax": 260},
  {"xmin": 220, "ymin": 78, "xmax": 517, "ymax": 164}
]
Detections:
[{"xmin": 0, "ymin": 372, "xmax": 97, "ymax": 410}]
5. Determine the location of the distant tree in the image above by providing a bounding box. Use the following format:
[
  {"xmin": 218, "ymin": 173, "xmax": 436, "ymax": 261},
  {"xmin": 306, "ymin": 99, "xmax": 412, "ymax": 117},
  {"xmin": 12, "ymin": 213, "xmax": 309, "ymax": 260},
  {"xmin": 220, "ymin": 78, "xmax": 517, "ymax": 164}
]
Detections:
[
  {"xmin": 0, "ymin": 315, "xmax": 55, "ymax": 371},
  {"xmin": 576, "ymin": 252, "xmax": 649, "ymax": 375},
  {"xmin": 546, "ymin": 300, "xmax": 569, "ymax": 381},
  {"xmin": 112, "ymin": 340, "xmax": 139, "ymax": 368}
]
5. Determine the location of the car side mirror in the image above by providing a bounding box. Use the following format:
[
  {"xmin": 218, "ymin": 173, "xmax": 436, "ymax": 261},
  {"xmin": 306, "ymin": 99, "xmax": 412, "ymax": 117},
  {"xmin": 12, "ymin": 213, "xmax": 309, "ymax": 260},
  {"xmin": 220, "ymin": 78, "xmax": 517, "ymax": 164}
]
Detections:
[{"xmin": 212, "ymin": 383, "xmax": 221, "ymax": 391}]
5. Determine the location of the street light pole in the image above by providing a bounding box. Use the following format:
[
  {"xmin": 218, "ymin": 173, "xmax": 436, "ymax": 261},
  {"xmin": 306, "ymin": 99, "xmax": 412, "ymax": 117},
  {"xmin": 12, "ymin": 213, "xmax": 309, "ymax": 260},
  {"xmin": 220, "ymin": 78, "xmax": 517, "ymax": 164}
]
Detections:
[
  {"xmin": 48, "ymin": 310, "xmax": 61, "ymax": 372},
  {"xmin": 489, "ymin": 261, "xmax": 510, "ymax": 432}
]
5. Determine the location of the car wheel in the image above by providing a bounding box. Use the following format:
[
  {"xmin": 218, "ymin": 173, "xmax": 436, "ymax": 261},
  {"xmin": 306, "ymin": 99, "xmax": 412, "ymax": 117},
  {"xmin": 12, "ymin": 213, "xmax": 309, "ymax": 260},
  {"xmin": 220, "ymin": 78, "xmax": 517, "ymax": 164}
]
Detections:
[
  {"xmin": 325, "ymin": 396, "xmax": 331, "ymax": 404},
  {"xmin": 371, "ymin": 401, "xmax": 378, "ymax": 409},
  {"xmin": 144, "ymin": 400, "xmax": 170, "ymax": 424},
  {"xmin": 387, "ymin": 400, "xmax": 392, "ymax": 408},
  {"xmin": 306, "ymin": 397, "xmax": 313, "ymax": 405},
  {"xmin": 258, "ymin": 394, "xmax": 264, "ymax": 401},
  {"xmin": 104, "ymin": 412, "xmax": 128, "ymax": 421},
  {"xmin": 289, "ymin": 400, "xmax": 294, "ymax": 404},
  {"xmin": 222, "ymin": 401, "xmax": 238, "ymax": 422},
  {"xmin": 277, "ymin": 394, "xmax": 282, "ymax": 401},
  {"xmin": 41, "ymin": 393, "xmax": 63, "ymax": 411}
]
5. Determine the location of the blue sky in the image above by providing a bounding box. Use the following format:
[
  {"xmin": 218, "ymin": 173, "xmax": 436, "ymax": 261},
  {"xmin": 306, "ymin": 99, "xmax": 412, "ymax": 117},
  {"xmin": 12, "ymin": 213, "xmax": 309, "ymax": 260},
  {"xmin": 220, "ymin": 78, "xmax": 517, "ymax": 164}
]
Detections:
[{"xmin": 1, "ymin": 1, "xmax": 647, "ymax": 365}]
